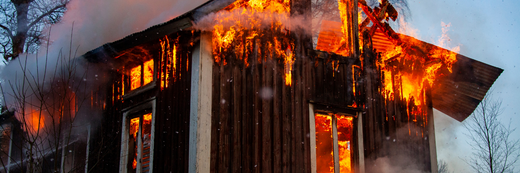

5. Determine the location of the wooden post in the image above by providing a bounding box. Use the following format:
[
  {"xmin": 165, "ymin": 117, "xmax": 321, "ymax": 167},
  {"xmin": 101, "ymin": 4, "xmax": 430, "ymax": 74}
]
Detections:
[
  {"xmin": 426, "ymin": 85, "xmax": 438, "ymax": 173},
  {"xmin": 188, "ymin": 32, "xmax": 213, "ymax": 173}
]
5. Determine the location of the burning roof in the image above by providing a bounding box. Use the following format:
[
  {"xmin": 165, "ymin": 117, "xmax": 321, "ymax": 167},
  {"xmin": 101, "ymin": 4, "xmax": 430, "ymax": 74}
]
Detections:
[{"xmin": 81, "ymin": 0, "xmax": 502, "ymax": 122}]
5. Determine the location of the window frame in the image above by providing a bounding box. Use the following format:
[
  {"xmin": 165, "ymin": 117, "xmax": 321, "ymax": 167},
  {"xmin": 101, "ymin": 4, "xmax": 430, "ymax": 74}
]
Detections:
[
  {"xmin": 120, "ymin": 98, "xmax": 156, "ymax": 173},
  {"xmin": 123, "ymin": 58, "xmax": 157, "ymax": 99},
  {"xmin": 309, "ymin": 103, "xmax": 365, "ymax": 173}
]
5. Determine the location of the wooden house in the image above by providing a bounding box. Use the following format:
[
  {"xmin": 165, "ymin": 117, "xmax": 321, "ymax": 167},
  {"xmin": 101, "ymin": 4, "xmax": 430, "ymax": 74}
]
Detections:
[{"xmin": 79, "ymin": 0, "xmax": 503, "ymax": 172}]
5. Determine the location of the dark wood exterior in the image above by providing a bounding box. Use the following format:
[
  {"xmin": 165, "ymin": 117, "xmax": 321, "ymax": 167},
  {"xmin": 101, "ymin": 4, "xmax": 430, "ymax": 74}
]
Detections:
[
  {"xmin": 79, "ymin": 0, "xmax": 502, "ymax": 173},
  {"xmin": 87, "ymin": 32, "xmax": 196, "ymax": 172}
]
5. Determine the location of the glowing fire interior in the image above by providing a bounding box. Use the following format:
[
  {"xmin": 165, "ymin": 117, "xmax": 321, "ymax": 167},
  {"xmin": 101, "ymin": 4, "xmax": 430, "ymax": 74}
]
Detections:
[
  {"xmin": 378, "ymin": 33, "xmax": 459, "ymax": 114},
  {"xmin": 160, "ymin": 37, "xmax": 178, "ymax": 89},
  {"xmin": 129, "ymin": 113, "xmax": 152, "ymax": 172},
  {"xmin": 27, "ymin": 109, "xmax": 45, "ymax": 133},
  {"xmin": 315, "ymin": 113, "xmax": 353, "ymax": 173},
  {"xmin": 211, "ymin": 0, "xmax": 294, "ymax": 85},
  {"xmin": 130, "ymin": 59, "xmax": 154, "ymax": 90}
]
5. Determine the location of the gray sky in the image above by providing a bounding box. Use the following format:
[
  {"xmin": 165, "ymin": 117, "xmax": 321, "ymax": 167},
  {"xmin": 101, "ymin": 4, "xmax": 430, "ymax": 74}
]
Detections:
[{"xmin": 403, "ymin": 0, "xmax": 520, "ymax": 172}]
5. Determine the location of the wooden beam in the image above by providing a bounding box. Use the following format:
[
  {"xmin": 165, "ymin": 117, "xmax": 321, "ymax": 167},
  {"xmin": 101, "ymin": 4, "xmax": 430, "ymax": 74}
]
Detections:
[{"xmin": 188, "ymin": 32, "xmax": 213, "ymax": 173}]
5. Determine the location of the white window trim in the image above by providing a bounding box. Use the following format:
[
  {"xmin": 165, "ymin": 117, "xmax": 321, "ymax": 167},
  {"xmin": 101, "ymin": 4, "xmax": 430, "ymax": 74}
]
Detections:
[
  {"xmin": 119, "ymin": 98, "xmax": 156, "ymax": 173},
  {"xmin": 309, "ymin": 103, "xmax": 365, "ymax": 173}
]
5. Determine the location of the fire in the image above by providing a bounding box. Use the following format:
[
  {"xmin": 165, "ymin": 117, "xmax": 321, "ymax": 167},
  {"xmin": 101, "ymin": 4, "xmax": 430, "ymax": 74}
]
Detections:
[
  {"xmin": 27, "ymin": 110, "xmax": 45, "ymax": 132},
  {"xmin": 315, "ymin": 114, "xmax": 334, "ymax": 173},
  {"xmin": 209, "ymin": 0, "xmax": 293, "ymax": 85},
  {"xmin": 315, "ymin": 114, "xmax": 353, "ymax": 173},
  {"xmin": 160, "ymin": 37, "xmax": 179, "ymax": 89},
  {"xmin": 377, "ymin": 21, "xmax": 460, "ymax": 110},
  {"xmin": 284, "ymin": 47, "xmax": 294, "ymax": 86},
  {"xmin": 130, "ymin": 59, "xmax": 154, "ymax": 91},
  {"xmin": 337, "ymin": 0, "xmax": 352, "ymax": 56},
  {"xmin": 130, "ymin": 116, "xmax": 139, "ymax": 169},
  {"xmin": 130, "ymin": 65, "xmax": 141, "ymax": 90},
  {"xmin": 130, "ymin": 117, "xmax": 139, "ymax": 138},
  {"xmin": 143, "ymin": 59, "xmax": 154, "ymax": 86}
]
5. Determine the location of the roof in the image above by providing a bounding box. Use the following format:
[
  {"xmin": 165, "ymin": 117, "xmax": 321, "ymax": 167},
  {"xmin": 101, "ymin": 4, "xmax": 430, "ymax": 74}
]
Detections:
[
  {"xmin": 81, "ymin": 0, "xmax": 235, "ymax": 63},
  {"xmin": 372, "ymin": 31, "xmax": 503, "ymax": 122}
]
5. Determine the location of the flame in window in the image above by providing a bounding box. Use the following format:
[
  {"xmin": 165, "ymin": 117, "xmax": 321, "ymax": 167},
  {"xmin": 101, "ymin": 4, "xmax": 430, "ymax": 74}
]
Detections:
[
  {"xmin": 337, "ymin": 116, "xmax": 353, "ymax": 173},
  {"xmin": 315, "ymin": 114, "xmax": 334, "ymax": 173},
  {"xmin": 144, "ymin": 59, "xmax": 154, "ymax": 86},
  {"xmin": 131, "ymin": 65, "xmax": 142, "ymax": 90}
]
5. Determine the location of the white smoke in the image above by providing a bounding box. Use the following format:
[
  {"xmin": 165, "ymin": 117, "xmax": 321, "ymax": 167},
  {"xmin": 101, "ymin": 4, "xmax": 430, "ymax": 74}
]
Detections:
[{"xmin": 0, "ymin": 0, "xmax": 209, "ymax": 107}]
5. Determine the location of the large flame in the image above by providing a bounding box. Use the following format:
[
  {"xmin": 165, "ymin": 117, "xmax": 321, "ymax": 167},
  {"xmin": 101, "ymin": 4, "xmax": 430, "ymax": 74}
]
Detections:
[
  {"xmin": 27, "ymin": 109, "xmax": 45, "ymax": 133},
  {"xmin": 210, "ymin": 0, "xmax": 294, "ymax": 85},
  {"xmin": 378, "ymin": 21, "xmax": 460, "ymax": 112},
  {"xmin": 130, "ymin": 65, "xmax": 142, "ymax": 90},
  {"xmin": 336, "ymin": 116, "xmax": 353, "ymax": 173},
  {"xmin": 160, "ymin": 37, "xmax": 179, "ymax": 89}
]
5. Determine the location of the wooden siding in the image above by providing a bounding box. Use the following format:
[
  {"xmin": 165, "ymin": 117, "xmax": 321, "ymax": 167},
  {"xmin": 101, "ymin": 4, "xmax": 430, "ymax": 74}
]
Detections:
[{"xmin": 87, "ymin": 32, "xmax": 195, "ymax": 173}]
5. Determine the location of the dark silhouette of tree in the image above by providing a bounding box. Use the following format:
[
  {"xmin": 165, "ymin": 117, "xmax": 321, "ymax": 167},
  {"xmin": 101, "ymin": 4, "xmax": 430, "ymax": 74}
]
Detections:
[
  {"xmin": 0, "ymin": 0, "xmax": 69, "ymax": 61},
  {"xmin": 465, "ymin": 95, "xmax": 520, "ymax": 173},
  {"xmin": 438, "ymin": 160, "xmax": 451, "ymax": 173}
]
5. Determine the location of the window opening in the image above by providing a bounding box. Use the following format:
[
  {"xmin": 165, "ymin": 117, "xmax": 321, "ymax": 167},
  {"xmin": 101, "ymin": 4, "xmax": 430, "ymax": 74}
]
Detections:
[
  {"xmin": 127, "ymin": 113, "xmax": 152, "ymax": 173},
  {"xmin": 130, "ymin": 59, "xmax": 154, "ymax": 91},
  {"xmin": 315, "ymin": 113, "xmax": 353, "ymax": 173}
]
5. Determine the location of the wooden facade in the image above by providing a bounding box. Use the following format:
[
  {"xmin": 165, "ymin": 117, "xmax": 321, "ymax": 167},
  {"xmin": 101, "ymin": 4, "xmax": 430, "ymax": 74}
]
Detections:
[{"xmin": 80, "ymin": 0, "xmax": 502, "ymax": 173}]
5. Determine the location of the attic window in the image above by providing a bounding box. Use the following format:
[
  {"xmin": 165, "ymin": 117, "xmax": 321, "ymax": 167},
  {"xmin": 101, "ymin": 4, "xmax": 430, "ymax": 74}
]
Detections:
[{"xmin": 130, "ymin": 59, "xmax": 154, "ymax": 90}]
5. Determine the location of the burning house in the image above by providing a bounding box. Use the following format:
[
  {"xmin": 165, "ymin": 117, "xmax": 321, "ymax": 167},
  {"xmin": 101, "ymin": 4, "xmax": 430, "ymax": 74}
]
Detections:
[{"xmin": 67, "ymin": 0, "xmax": 504, "ymax": 172}]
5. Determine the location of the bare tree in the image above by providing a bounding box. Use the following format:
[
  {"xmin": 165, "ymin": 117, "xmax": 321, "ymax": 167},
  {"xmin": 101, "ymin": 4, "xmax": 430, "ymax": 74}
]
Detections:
[
  {"xmin": 0, "ymin": 0, "xmax": 69, "ymax": 61},
  {"xmin": 0, "ymin": 31, "xmax": 98, "ymax": 172},
  {"xmin": 438, "ymin": 160, "xmax": 451, "ymax": 173},
  {"xmin": 464, "ymin": 95, "xmax": 520, "ymax": 173}
]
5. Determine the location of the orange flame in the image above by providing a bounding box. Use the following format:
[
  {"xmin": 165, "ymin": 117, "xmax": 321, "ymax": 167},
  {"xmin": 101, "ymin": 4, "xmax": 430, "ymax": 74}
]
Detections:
[
  {"xmin": 210, "ymin": 0, "xmax": 293, "ymax": 84},
  {"xmin": 315, "ymin": 114, "xmax": 334, "ymax": 173},
  {"xmin": 28, "ymin": 110, "xmax": 45, "ymax": 132},
  {"xmin": 130, "ymin": 65, "xmax": 141, "ymax": 90},
  {"xmin": 378, "ymin": 22, "xmax": 460, "ymax": 110},
  {"xmin": 160, "ymin": 37, "xmax": 180, "ymax": 89},
  {"xmin": 315, "ymin": 114, "xmax": 353, "ymax": 173},
  {"xmin": 337, "ymin": 116, "xmax": 353, "ymax": 173},
  {"xmin": 143, "ymin": 59, "xmax": 154, "ymax": 86},
  {"xmin": 284, "ymin": 47, "xmax": 294, "ymax": 86}
]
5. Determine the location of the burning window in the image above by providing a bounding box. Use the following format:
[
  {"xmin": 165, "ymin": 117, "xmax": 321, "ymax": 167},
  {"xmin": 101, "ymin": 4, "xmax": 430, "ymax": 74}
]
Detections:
[
  {"xmin": 130, "ymin": 59, "xmax": 154, "ymax": 91},
  {"xmin": 126, "ymin": 113, "xmax": 153, "ymax": 173},
  {"xmin": 314, "ymin": 113, "xmax": 354, "ymax": 173},
  {"xmin": 312, "ymin": 0, "xmax": 361, "ymax": 56}
]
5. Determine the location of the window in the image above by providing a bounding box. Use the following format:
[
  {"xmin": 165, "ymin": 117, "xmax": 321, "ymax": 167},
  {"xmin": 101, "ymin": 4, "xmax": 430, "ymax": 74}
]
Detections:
[
  {"xmin": 127, "ymin": 113, "xmax": 152, "ymax": 173},
  {"xmin": 120, "ymin": 99, "xmax": 156, "ymax": 173},
  {"xmin": 309, "ymin": 103, "xmax": 365, "ymax": 173},
  {"xmin": 130, "ymin": 59, "xmax": 154, "ymax": 91},
  {"xmin": 314, "ymin": 113, "xmax": 354, "ymax": 173}
]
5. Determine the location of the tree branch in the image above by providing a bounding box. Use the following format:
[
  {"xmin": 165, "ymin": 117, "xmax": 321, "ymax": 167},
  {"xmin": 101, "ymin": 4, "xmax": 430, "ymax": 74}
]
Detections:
[
  {"xmin": 27, "ymin": 3, "xmax": 66, "ymax": 30},
  {"xmin": 0, "ymin": 24, "xmax": 13, "ymax": 39}
]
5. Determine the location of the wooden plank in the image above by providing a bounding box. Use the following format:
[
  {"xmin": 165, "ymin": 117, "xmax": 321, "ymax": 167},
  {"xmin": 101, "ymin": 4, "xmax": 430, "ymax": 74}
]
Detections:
[
  {"xmin": 294, "ymin": 54, "xmax": 303, "ymax": 173},
  {"xmin": 261, "ymin": 59, "xmax": 273, "ymax": 173},
  {"xmin": 210, "ymin": 62, "xmax": 220, "ymax": 173},
  {"xmin": 282, "ymin": 64, "xmax": 292, "ymax": 173},
  {"xmin": 272, "ymin": 59, "xmax": 282, "ymax": 173},
  {"xmin": 302, "ymin": 54, "xmax": 311, "ymax": 173},
  {"xmin": 232, "ymin": 65, "xmax": 242, "ymax": 173},
  {"xmin": 219, "ymin": 63, "xmax": 232, "ymax": 173},
  {"xmin": 252, "ymin": 55, "xmax": 262, "ymax": 173},
  {"xmin": 242, "ymin": 63, "xmax": 252, "ymax": 173}
]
